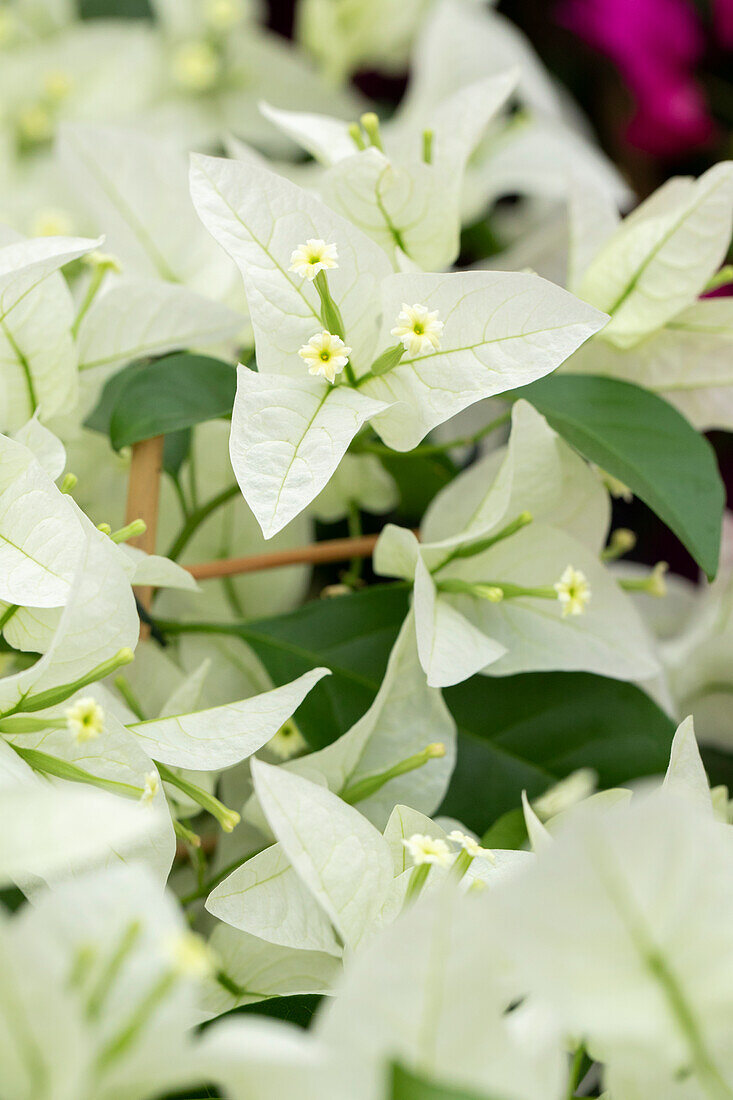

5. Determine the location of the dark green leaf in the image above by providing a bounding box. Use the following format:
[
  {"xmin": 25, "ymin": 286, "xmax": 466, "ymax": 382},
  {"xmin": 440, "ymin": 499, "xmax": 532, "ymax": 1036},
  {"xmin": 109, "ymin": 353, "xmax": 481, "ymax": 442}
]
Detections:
[
  {"xmin": 84, "ymin": 358, "xmax": 148, "ymax": 435},
  {"xmin": 108, "ymin": 354, "xmax": 236, "ymax": 448},
  {"xmin": 518, "ymin": 373, "xmax": 724, "ymax": 579},
  {"xmin": 191, "ymin": 586, "xmax": 675, "ymax": 833},
  {"xmin": 391, "ymin": 1063, "xmax": 502, "ymax": 1100},
  {"xmin": 163, "ymin": 429, "xmax": 192, "ymax": 478},
  {"xmin": 233, "ymin": 993, "xmax": 322, "ymax": 1030},
  {"xmin": 379, "ymin": 452, "xmax": 458, "ymax": 523},
  {"xmin": 480, "ymin": 807, "xmax": 527, "ymax": 850},
  {"xmin": 81, "ymin": 0, "xmax": 151, "ymax": 16},
  {"xmin": 442, "ymin": 672, "xmax": 675, "ymax": 832},
  {"xmin": 234, "ymin": 584, "xmax": 410, "ymax": 749}
]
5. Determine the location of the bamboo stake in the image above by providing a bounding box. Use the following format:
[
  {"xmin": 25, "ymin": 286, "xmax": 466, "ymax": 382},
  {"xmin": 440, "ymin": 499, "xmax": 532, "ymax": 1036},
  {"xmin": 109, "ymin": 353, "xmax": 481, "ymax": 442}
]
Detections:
[
  {"xmin": 184, "ymin": 532, "xmax": 387, "ymax": 581},
  {"xmin": 125, "ymin": 436, "xmax": 164, "ymax": 623}
]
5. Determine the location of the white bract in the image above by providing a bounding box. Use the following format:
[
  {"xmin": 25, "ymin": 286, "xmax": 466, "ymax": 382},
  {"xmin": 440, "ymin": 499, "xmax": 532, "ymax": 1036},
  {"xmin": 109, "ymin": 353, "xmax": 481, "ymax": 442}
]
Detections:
[
  {"xmin": 191, "ymin": 151, "xmax": 606, "ymax": 536},
  {"xmin": 0, "ymin": 6, "xmax": 732, "ymax": 1097},
  {"xmin": 564, "ymin": 166, "xmax": 733, "ymax": 430},
  {"xmin": 375, "ymin": 400, "xmax": 659, "ymax": 687}
]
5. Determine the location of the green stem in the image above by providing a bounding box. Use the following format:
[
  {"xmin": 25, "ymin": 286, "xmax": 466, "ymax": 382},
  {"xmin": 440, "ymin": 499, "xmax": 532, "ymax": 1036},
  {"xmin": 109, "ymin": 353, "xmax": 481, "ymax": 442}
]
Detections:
[
  {"xmin": 156, "ymin": 763, "xmax": 240, "ymax": 833},
  {"xmin": 432, "ymin": 511, "xmax": 533, "ymax": 573},
  {"xmin": 341, "ymin": 743, "xmax": 445, "ymax": 805},
  {"xmin": 166, "ymin": 483, "xmax": 240, "ymax": 561},
  {"xmin": 113, "ymin": 675, "xmax": 146, "ymax": 721},
  {"xmin": 341, "ymin": 500, "xmax": 363, "ymax": 587},
  {"xmin": 565, "ymin": 1045, "xmax": 586, "ymax": 1100},
  {"xmin": 403, "ymin": 863, "xmax": 430, "ymax": 906},
  {"xmin": 1, "ymin": 647, "xmax": 135, "ymax": 717},
  {"xmin": 71, "ymin": 265, "xmax": 107, "ymax": 339},
  {"xmin": 450, "ymin": 848, "xmax": 473, "ymax": 883},
  {"xmin": 437, "ymin": 578, "xmax": 557, "ymax": 602},
  {"xmin": 170, "ymin": 473, "xmax": 192, "ymax": 522},
  {"xmin": 10, "ymin": 745, "xmax": 143, "ymax": 799},
  {"xmin": 188, "ymin": 446, "xmax": 199, "ymax": 510},
  {"xmin": 174, "ymin": 819, "xmax": 201, "ymax": 849},
  {"xmin": 422, "ymin": 128, "xmax": 434, "ymax": 164}
]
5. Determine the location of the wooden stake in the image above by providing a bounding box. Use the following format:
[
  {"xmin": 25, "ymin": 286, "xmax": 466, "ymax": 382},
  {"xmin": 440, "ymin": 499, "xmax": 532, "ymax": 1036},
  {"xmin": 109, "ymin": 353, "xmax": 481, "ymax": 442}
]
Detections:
[
  {"xmin": 125, "ymin": 436, "xmax": 164, "ymax": 621},
  {"xmin": 185, "ymin": 532, "xmax": 385, "ymax": 581}
]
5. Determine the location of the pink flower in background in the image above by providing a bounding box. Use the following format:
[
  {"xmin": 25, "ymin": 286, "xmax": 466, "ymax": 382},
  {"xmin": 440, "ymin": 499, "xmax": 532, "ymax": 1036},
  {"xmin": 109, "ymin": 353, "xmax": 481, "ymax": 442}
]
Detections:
[
  {"xmin": 556, "ymin": 0, "xmax": 717, "ymax": 156},
  {"xmin": 716, "ymin": 0, "xmax": 733, "ymax": 48}
]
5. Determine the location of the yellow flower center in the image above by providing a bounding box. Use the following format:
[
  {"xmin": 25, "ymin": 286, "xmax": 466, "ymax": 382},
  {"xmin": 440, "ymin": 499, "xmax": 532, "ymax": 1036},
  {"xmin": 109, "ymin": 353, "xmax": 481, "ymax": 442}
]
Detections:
[{"xmin": 320, "ymin": 350, "xmax": 331, "ymax": 361}]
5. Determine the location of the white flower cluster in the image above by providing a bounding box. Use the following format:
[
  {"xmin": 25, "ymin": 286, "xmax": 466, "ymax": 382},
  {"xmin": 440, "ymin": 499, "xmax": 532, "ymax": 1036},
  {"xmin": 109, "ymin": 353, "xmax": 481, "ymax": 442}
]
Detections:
[{"xmin": 0, "ymin": 2, "xmax": 732, "ymax": 1099}]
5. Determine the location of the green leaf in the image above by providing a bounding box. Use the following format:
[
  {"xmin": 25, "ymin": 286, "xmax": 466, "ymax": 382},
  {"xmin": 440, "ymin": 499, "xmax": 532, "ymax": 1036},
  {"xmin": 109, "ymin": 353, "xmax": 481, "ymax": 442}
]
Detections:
[
  {"xmin": 84, "ymin": 358, "xmax": 147, "ymax": 435},
  {"xmin": 518, "ymin": 373, "xmax": 725, "ymax": 579},
  {"xmin": 163, "ymin": 429, "xmax": 192, "ymax": 478},
  {"xmin": 108, "ymin": 353, "xmax": 236, "ymax": 449},
  {"xmin": 232, "ymin": 993, "xmax": 323, "ymax": 1030},
  {"xmin": 442, "ymin": 671, "xmax": 675, "ymax": 832},
  {"xmin": 378, "ymin": 452, "xmax": 458, "ymax": 523},
  {"xmin": 480, "ymin": 807, "xmax": 527, "ymax": 850},
  {"xmin": 81, "ymin": 0, "xmax": 151, "ymax": 16},
  {"xmin": 391, "ymin": 1063, "xmax": 501, "ymax": 1100},
  {"xmin": 183, "ymin": 585, "xmax": 674, "ymax": 833},
  {"xmin": 233, "ymin": 584, "xmax": 410, "ymax": 749}
]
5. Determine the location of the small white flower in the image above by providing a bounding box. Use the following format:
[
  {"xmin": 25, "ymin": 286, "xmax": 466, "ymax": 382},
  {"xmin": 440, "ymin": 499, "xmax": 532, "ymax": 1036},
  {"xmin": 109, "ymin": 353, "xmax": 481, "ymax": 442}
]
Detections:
[
  {"xmin": 402, "ymin": 833, "xmax": 452, "ymax": 867},
  {"xmin": 448, "ymin": 830, "xmax": 496, "ymax": 863},
  {"xmin": 267, "ymin": 719, "xmax": 308, "ymax": 760},
  {"xmin": 554, "ymin": 565, "xmax": 591, "ymax": 617},
  {"xmin": 171, "ymin": 40, "xmax": 221, "ymax": 91},
  {"xmin": 289, "ymin": 239, "xmax": 339, "ymax": 280},
  {"xmin": 298, "ymin": 330, "xmax": 352, "ymax": 384},
  {"xmin": 166, "ymin": 931, "xmax": 215, "ymax": 980},
  {"xmin": 391, "ymin": 303, "xmax": 444, "ymax": 357},
  {"xmin": 141, "ymin": 771, "xmax": 160, "ymax": 805},
  {"xmin": 65, "ymin": 698, "xmax": 104, "ymax": 743}
]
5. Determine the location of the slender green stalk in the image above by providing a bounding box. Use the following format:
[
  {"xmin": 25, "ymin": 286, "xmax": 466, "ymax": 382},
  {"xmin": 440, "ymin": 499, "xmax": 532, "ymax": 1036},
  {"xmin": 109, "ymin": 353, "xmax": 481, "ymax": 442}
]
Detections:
[
  {"xmin": 565, "ymin": 1045, "xmax": 586, "ymax": 1100},
  {"xmin": 1, "ymin": 647, "xmax": 135, "ymax": 717},
  {"xmin": 157, "ymin": 763, "xmax": 240, "ymax": 833},
  {"xmin": 341, "ymin": 501, "xmax": 364, "ymax": 587},
  {"xmin": 71, "ymin": 265, "xmax": 107, "ymax": 339},
  {"xmin": 341, "ymin": 743, "xmax": 446, "ymax": 805},
  {"xmin": 432, "ymin": 511, "xmax": 533, "ymax": 573},
  {"xmin": 404, "ymin": 863, "xmax": 430, "ymax": 906},
  {"xmin": 166, "ymin": 484, "xmax": 240, "ymax": 561},
  {"xmin": 113, "ymin": 675, "xmax": 146, "ymax": 721},
  {"xmin": 10, "ymin": 745, "xmax": 144, "ymax": 799}
]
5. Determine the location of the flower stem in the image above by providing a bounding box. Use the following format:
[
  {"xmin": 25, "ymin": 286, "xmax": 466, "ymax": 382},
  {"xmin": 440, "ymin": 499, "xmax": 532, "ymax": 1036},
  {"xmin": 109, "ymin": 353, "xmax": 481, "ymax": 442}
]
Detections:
[
  {"xmin": 165, "ymin": 483, "xmax": 240, "ymax": 561},
  {"xmin": 156, "ymin": 763, "xmax": 240, "ymax": 833}
]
